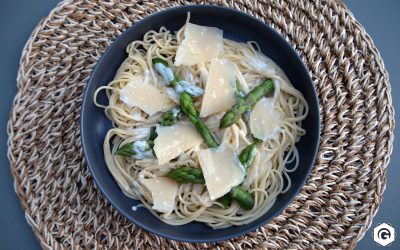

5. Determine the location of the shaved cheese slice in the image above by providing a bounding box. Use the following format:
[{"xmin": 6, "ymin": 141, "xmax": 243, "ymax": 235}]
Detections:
[
  {"xmin": 197, "ymin": 144, "xmax": 245, "ymax": 200},
  {"xmin": 141, "ymin": 177, "xmax": 179, "ymax": 213},
  {"xmin": 120, "ymin": 78, "xmax": 174, "ymax": 116},
  {"xmin": 249, "ymin": 97, "xmax": 282, "ymax": 140},
  {"xmin": 154, "ymin": 121, "xmax": 203, "ymax": 165},
  {"xmin": 175, "ymin": 23, "xmax": 223, "ymax": 66},
  {"xmin": 200, "ymin": 59, "xmax": 237, "ymax": 117}
]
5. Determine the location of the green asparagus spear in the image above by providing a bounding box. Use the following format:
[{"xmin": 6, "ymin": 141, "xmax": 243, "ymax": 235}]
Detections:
[
  {"xmin": 151, "ymin": 57, "xmax": 169, "ymax": 67},
  {"xmin": 152, "ymin": 58, "xmax": 169, "ymax": 67},
  {"xmin": 180, "ymin": 92, "xmax": 219, "ymax": 148},
  {"xmin": 148, "ymin": 126, "xmax": 158, "ymax": 141},
  {"xmin": 219, "ymin": 79, "xmax": 274, "ymax": 129},
  {"xmin": 194, "ymin": 120, "xmax": 219, "ymax": 148},
  {"xmin": 115, "ymin": 126, "xmax": 157, "ymax": 158},
  {"xmin": 239, "ymin": 143, "xmax": 258, "ymax": 172},
  {"xmin": 219, "ymin": 98, "xmax": 248, "ymax": 129},
  {"xmin": 115, "ymin": 142, "xmax": 136, "ymax": 157},
  {"xmin": 246, "ymin": 79, "xmax": 274, "ymax": 104},
  {"xmin": 252, "ymin": 136, "xmax": 263, "ymax": 144},
  {"xmin": 179, "ymin": 92, "xmax": 198, "ymax": 122},
  {"xmin": 166, "ymin": 166, "xmax": 205, "ymax": 184},
  {"xmin": 148, "ymin": 126, "xmax": 157, "ymax": 156},
  {"xmin": 230, "ymin": 186, "xmax": 254, "ymax": 210},
  {"xmin": 217, "ymin": 195, "xmax": 232, "ymax": 208},
  {"xmin": 152, "ymin": 58, "xmax": 204, "ymax": 96},
  {"xmin": 152, "ymin": 58, "xmax": 175, "ymax": 84},
  {"xmin": 115, "ymin": 140, "xmax": 154, "ymax": 159},
  {"xmin": 175, "ymin": 80, "xmax": 204, "ymax": 97},
  {"xmin": 160, "ymin": 107, "xmax": 182, "ymax": 126}
]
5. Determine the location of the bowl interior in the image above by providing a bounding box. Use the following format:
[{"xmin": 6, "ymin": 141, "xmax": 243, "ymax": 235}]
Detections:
[{"xmin": 81, "ymin": 5, "xmax": 320, "ymax": 243}]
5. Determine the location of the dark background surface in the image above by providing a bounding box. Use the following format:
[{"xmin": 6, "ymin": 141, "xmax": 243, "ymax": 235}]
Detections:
[{"xmin": 0, "ymin": 1, "xmax": 398, "ymax": 249}]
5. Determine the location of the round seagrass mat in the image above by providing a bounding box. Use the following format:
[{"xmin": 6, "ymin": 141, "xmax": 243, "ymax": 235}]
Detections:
[{"xmin": 7, "ymin": 0, "xmax": 394, "ymax": 249}]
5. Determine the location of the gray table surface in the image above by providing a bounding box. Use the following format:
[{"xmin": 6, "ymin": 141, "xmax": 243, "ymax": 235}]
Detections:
[{"xmin": 0, "ymin": 1, "xmax": 398, "ymax": 249}]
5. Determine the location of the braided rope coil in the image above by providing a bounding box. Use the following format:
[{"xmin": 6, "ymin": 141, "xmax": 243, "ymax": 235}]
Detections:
[{"xmin": 7, "ymin": 0, "xmax": 394, "ymax": 249}]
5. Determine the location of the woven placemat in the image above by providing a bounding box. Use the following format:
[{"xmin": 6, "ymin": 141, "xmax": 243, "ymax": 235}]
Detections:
[{"xmin": 7, "ymin": 0, "xmax": 394, "ymax": 249}]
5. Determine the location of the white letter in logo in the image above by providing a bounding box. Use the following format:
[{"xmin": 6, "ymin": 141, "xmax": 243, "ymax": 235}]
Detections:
[{"xmin": 374, "ymin": 223, "xmax": 395, "ymax": 246}]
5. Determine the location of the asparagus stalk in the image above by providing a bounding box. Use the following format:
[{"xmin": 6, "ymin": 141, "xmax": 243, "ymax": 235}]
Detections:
[
  {"xmin": 238, "ymin": 143, "xmax": 258, "ymax": 172},
  {"xmin": 115, "ymin": 140, "xmax": 154, "ymax": 159},
  {"xmin": 152, "ymin": 58, "xmax": 204, "ymax": 97},
  {"xmin": 219, "ymin": 79, "xmax": 274, "ymax": 129},
  {"xmin": 252, "ymin": 136, "xmax": 263, "ymax": 144},
  {"xmin": 115, "ymin": 126, "xmax": 157, "ymax": 158},
  {"xmin": 217, "ymin": 195, "xmax": 232, "ymax": 208},
  {"xmin": 148, "ymin": 126, "xmax": 157, "ymax": 156},
  {"xmin": 152, "ymin": 58, "xmax": 175, "ymax": 83},
  {"xmin": 174, "ymin": 80, "xmax": 204, "ymax": 97},
  {"xmin": 180, "ymin": 92, "xmax": 219, "ymax": 148},
  {"xmin": 148, "ymin": 126, "xmax": 158, "ymax": 141},
  {"xmin": 166, "ymin": 166, "xmax": 205, "ymax": 184},
  {"xmin": 160, "ymin": 107, "xmax": 182, "ymax": 126},
  {"xmin": 229, "ymin": 186, "xmax": 254, "ymax": 210}
]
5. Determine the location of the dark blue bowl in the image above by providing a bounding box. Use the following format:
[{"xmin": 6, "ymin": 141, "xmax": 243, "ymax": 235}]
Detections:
[{"xmin": 81, "ymin": 5, "xmax": 320, "ymax": 243}]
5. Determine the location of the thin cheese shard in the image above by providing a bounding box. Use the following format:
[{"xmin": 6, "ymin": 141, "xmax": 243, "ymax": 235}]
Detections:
[
  {"xmin": 197, "ymin": 144, "xmax": 245, "ymax": 200},
  {"xmin": 154, "ymin": 121, "xmax": 203, "ymax": 165},
  {"xmin": 141, "ymin": 177, "xmax": 179, "ymax": 213},
  {"xmin": 200, "ymin": 59, "xmax": 237, "ymax": 117},
  {"xmin": 249, "ymin": 97, "xmax": 282, "ymax": 140},
  {"xmin": 175, "ymin": 23, "xmax": 223, "ymax": 66},
  {"xmin": 120, "ymin": 78, "xmax": 174, "ymax": 116}
]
